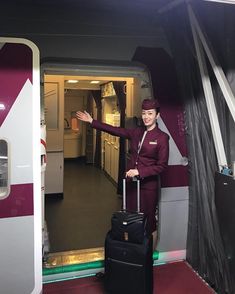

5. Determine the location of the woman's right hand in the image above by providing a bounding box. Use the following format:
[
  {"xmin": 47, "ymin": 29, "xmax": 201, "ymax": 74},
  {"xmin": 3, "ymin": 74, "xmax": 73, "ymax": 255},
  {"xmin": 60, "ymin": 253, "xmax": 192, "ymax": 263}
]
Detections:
[{"xmin": 76, "ymin": 111, "xmax": 93, "ymax": 123}]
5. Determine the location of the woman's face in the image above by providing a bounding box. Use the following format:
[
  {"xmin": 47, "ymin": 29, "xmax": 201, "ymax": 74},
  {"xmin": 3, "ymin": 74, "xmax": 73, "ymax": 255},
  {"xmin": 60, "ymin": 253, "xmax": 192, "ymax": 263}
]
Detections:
[{"xmin": 142, "ymin": 108, "xmax": 159, "ymax": 129}]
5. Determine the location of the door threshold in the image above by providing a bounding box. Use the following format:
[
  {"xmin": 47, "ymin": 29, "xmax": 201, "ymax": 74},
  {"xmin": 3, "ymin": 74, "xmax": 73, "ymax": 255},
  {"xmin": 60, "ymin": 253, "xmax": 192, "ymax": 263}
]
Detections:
[
  {"xmin": 44, "ymin": 247, "xmax": 104, "ymax": 268},
  {"xmin": 43, "ymin": 247, "xmax": 159, "ymax": 283}
]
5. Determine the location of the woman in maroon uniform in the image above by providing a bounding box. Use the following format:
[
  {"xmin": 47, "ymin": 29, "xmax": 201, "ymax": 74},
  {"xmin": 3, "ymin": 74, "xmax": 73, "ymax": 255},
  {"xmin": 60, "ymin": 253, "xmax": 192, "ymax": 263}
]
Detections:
[{"xmin": 76, "ymin": 98, "xmax": 169, "ymax": 250}]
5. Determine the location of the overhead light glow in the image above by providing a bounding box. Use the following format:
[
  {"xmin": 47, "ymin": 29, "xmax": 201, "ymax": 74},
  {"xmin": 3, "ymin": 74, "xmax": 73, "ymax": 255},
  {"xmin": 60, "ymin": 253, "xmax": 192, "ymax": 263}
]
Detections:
[
  {"xmin": 67, "ymin": 80, "xmax": 79, "ymax": 84},
  {"xmin": 0, "ymin": 103, "xmax": 5, "ymax": 110},
  {"xmin": 204, "ymin": 0, "xmax": 235, "ymax": 4},
  {"xmin": 0, "ymin": 156, "xmax": 8, "ymax": 159},
  {"xmin": 90, "ymin": 81, "xmax": 100, "ymax": 84}
]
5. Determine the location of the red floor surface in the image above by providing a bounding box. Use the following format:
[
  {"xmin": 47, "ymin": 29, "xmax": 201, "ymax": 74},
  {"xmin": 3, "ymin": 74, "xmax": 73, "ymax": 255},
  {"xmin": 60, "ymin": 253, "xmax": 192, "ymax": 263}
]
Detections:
[{"xmin": 43, "ymin": 261, "xmax": 215, "ymax": 294}]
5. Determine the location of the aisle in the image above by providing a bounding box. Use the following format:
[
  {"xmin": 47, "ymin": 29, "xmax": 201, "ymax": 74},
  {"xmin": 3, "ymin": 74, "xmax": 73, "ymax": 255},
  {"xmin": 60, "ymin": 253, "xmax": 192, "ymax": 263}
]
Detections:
[{"xmin": 45, "ymin": 159, "xmax": 121, "ymax": 252}]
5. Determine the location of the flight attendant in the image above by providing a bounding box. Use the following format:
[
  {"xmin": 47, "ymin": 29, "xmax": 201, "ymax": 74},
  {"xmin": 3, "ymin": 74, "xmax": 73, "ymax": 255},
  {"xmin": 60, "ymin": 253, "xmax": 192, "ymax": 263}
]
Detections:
[{"xmin": 76, "ymin": 98, "xmax": 169, "ymax": 250}]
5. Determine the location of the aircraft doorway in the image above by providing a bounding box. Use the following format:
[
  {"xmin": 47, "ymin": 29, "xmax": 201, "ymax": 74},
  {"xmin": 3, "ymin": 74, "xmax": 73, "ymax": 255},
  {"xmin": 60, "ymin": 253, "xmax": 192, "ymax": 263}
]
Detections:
[{"xmin": 42, "ymin": 62, "xmax": 153, "ymax": 265}]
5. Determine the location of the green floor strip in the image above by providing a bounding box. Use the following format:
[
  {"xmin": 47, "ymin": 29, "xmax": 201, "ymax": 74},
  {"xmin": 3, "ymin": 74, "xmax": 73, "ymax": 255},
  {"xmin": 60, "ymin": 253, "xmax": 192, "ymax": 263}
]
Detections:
[
  {"xmin": 43, "ymin": 251, "xmax": 159, "ymax": 276},
  {"xmin": 153, "ymin": 250, "xmax": 159, "ymax": 260},
  {"xmin": 43, "ymin": 260, "xmax": 104, "ymax": 276}
]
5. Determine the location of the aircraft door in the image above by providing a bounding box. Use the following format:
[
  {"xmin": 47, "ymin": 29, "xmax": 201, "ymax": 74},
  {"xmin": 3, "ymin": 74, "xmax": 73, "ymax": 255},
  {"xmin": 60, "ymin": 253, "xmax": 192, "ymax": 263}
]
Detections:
[
  {"xmin": 0, "ymin": 38, "xmax": 41, "ymax": 293},
  {"xmin": 43, "ymin": 75, "xmax": 64, "ymax": 195}
]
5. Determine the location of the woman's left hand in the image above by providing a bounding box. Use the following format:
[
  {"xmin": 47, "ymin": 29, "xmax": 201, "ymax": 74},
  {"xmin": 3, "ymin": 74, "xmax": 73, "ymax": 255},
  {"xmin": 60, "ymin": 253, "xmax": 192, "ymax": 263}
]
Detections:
[{"xmin": 126, "ymin": 169, "xmax": 139, "ymax": 178}]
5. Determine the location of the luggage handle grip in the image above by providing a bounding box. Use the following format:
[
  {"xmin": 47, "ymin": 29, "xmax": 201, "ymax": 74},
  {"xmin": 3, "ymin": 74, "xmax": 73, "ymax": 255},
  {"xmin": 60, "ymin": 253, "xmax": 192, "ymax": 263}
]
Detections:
[{"xmin": 123, "ymin": 177, "xmax": 140, "ymax": 213}]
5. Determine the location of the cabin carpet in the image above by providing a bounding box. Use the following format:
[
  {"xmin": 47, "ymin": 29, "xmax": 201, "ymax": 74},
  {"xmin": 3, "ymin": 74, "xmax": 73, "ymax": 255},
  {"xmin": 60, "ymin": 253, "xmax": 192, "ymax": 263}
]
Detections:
[{"xmin": 43, "ymin": 261, "xmax": 215, "ymax": 293}]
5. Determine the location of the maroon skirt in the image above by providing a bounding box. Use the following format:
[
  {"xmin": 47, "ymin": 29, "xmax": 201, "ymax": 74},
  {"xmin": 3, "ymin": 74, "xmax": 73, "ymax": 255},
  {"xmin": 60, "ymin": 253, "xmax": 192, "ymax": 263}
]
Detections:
[{"xmin": 126, "ymin": 181, "xmax": 159, "ymax": 235}]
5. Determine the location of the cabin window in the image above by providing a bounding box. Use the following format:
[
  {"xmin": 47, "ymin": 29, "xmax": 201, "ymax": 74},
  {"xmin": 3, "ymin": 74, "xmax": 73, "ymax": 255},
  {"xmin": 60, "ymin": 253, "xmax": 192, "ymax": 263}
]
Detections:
[{"xmin": 0, "ymin": 139, "xmax": 9, "ymax": 199}]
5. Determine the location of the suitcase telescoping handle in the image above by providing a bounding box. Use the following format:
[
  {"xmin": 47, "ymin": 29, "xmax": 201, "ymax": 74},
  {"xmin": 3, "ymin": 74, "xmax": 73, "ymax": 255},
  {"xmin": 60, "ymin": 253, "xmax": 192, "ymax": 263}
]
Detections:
[{"xmin": 122, "ymin": 177, "xmax": 140, "ymax": 213}]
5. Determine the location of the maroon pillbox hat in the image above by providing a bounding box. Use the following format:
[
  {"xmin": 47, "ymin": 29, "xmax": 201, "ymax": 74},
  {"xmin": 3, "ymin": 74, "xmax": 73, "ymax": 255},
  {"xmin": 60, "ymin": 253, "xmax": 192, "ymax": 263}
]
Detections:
[{"xmin": 141, "ymin": 98, "xmax": 160, "ymax": 110}]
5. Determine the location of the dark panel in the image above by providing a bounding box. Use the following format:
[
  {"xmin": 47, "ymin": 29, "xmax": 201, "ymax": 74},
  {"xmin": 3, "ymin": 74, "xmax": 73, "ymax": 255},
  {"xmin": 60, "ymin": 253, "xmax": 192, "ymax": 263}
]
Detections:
[{"xmin": 215, "ymin": 172, "xmax": 235, "ymax": 280}]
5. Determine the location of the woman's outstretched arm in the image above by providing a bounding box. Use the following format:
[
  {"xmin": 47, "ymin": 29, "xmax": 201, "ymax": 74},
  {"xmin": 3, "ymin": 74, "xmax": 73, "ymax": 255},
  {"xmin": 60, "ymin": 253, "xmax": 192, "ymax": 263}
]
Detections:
[{"xmin": 76, "ymin": 110, "xmax": 132, "ymax": 139}]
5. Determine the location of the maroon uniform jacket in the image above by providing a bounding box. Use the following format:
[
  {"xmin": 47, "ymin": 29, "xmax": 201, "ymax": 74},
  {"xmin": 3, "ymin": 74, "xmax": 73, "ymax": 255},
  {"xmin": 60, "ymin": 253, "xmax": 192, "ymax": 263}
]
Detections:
[
  {"xmin": 91, "ymin": 119, "xmax": 169, "ymax": 191},
  {"xmin": 91, "ymin": 119, "xmax": 169, "ymax": 234}
]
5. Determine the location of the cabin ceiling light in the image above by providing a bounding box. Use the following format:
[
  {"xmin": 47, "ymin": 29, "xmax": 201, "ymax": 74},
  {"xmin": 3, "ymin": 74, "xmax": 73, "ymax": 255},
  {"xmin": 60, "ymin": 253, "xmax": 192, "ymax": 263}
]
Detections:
[
  {"xmin": 0, "ymin": 156, "xmax": 8, "ymax": 159},
  {"xmin": 204, "ymin": 0, "xmax": 235, "ymax": 4},
  {"xmin": 90, "ymin": 81, "xmax": 100, "ymax": 84},
  {"xmin": 66, "ymin": 80, "xmax": 79, "ymax": 83}
]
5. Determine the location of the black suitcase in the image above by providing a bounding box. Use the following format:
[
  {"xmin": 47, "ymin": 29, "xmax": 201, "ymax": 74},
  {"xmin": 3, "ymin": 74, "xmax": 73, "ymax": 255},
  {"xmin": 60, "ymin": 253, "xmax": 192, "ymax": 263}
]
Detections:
[
  {"xmin": 104, "ymin": 231, "xmax": 153, "ymax": 294},
  {"xmin": 110, "ymin": 178, "xmax": 147, "ymax": 244},
  {"xmin": 104, "ymin": 178, "xmax": 153, "ymax": 294}
]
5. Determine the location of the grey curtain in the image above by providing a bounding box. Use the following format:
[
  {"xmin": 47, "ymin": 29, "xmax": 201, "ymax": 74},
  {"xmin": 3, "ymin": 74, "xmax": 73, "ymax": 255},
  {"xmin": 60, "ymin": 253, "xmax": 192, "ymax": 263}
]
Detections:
[{"xmin": 159, "ymin": 3, "xmax": 233, "ymax": 293}]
